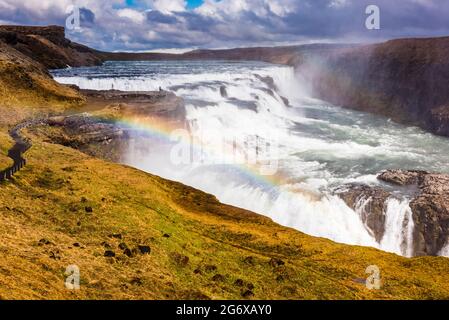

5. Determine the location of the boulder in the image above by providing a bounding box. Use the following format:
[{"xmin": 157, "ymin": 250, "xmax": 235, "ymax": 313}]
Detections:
[
  {"xmin": 378, "ymin": 170, "xmax": 428, "ymax": 186},
  {"xmin": 409, "ymin": 173, "xmax": 449, "ymax": 256},
  {"xmin": 335, "ymin": 184, "xmax": 390, "ymax": 242}
]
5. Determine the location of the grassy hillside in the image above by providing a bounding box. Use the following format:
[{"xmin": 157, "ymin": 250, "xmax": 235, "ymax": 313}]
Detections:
[
  {"xmin": 0, "ymin": 132, "xmax": 13, "ymax": 171},
  {"xmin": 0, "ymin": 40, "xmax": 84, "ymax": 114},
  {"xmin": 0, "ymin": 129, "xmax": 449, "ymax": 300}
]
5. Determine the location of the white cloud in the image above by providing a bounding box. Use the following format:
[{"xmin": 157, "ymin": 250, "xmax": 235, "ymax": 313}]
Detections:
[
  {"xmin": 328, "ymin": 0, "xmax": 350, "ymax": 8},
  {"xmin": 117, "ymin": 8, "xmax": 145, "ymax": 23},
  {"xmin": 151, "ymin": 0, "xmax": 186, "ymax": 14}
]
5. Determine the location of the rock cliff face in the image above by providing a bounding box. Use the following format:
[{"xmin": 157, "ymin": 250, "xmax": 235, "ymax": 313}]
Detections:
[
  {"xmin": 291, "ymin": 37, "xmax": 449, "ymax": 136},
  {"xmin": 338, "ymin": 170, "xmax": 449, "ymax": 256},
  {"xmin": 379, "ymin": 170, "xmax": 449, "ymax": 257},
  {"xmin": 336, "ymin": 184, "xmax": 390, "ymax": 243},
  {"xmin": 0, "ymin": 25, "xmax": 102, "ymax": 69}
]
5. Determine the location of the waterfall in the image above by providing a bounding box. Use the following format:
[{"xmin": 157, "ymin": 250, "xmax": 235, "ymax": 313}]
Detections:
[
  {"xmin": 380, "ymin": 198, "xmax": 415, "ymax": 257},
  {"xmin": 52, "ymin": 60, "xmax": 449, "ymax": 257}
]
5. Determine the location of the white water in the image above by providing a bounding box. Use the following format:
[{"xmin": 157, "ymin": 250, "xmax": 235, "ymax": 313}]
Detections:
[
  {"xmin": 440, "ymin": 244, "xmax": 449, "ymax": 257},
  {"xmin": 380, "ymin": 198, "xmax": 415, "ymax": 257},
  {"xmin": 52, "ymin": 60, "xmax": 449, "ymax": 257}
]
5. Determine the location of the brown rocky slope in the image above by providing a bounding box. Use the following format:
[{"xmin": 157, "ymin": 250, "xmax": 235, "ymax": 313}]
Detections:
[{"xmin": 0, "ymin": 25, "xmax": 102, "ymax": 69}]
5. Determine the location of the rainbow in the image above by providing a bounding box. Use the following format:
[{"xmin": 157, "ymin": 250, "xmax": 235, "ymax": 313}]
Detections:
[{"xmin": 97, "ymin": 114, "xmax": 290, "ymax": 192}]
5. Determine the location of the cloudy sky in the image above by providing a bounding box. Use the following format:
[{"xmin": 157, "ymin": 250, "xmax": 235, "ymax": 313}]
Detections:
[{"xmin": 0, "ymin": 0, "xmax": 448, "ymax": 51}]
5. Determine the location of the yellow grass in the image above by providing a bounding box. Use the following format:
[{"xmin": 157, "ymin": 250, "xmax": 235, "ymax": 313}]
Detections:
[
  {"xmin": 0, "ymin": 131, "xmax": 448, "ymax": 300},
  {"xmin": 0, "ymin": 132, "xmax": 13, "ymax": 171}
]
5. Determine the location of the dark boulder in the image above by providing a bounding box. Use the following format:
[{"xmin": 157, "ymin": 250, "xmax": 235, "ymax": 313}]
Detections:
[
  {"xmin": 335, "ymin": 184, "xmax": 390, "ymax": 242},
  {"xmin": 378, "ymin": 170, "xmax": 428, "ymax": 186}
]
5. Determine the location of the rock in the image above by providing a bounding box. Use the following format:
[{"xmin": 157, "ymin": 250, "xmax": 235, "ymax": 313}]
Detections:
[
  {"xmin": 246, "ymin": 282, "xmax": 255, "ymax": 290},
  {"xmin": 137, "ymin": 245, "xmax": 151, "ymax": 255},
  {"xmin": 335, "ymin": 184, "xmax": 390, "ymax": 242},
  {"xmin": 162, "ymin": 233, "xmax": 171, "ymax": 238},
  {"xmin": 409, "ymin": 173, "xmax": 449, "ymax": 256},
  {"xmin": 204, "ymin": 265, "xmax": 217, "ymax": 272},
  {"xmin": 85, "ymin": 206, "xmax": 93, "ymax": 213},
  {"xmin": 108, "ymin": 233, "xmax": 122, "ymax": 239},
  {"xmin": 101, "ymin": 241, "xmax": 112, "ymax": 248},
  {"xmin": 276, "ymin": 275, "xmax": 285, "ymax": 282},
  {"xmin": 130, "ymin": 277, "xmax": 143, "ymax": 286},
  {"xmin": 49, "ymin": 251, "xmax": 60, "ymax": 260},
  {"xmin": 255, "ymin": 74, "xmax": 277, "ymax": 91},
  {"xmin": 269, "ymin": 258, "xmax": 285, "ymax": 267},
  {"xmin": 73, "ymin": 242, "xmax": 81, "ymax": 247},
  {"xmin": 171, "ymin": 252, "xmax": 189, "ymax": 266},
  {"xmin": 193, "ymin": 268, "xmax": 202, "ymax": 275},
  {"xmin": 118, "ymin": 243, "xmax": 129, "ymax": 250},
  {"xmin": 234, "ymin": 279, "xmax": 244, "ymax": 287},
  {"xmin": 430, "ymin": 106, "xmax": 449, "ymax": 136},
  {"xmin": 280, "ymin": 96, "xmax": 290, "ymax": 106},
  {"xmin": 219, "ymin": 86, "xmax": 228, "ymax": 98},
  {"xmin": 38, "ymin": 238, "xmax": 52, "ymax": 246},
  {"xmin": 123, "ymin": 248, "xmax": 134, "ymax": 258},
  {"xmin": 104, "ymin": 250, "xmax": 116, "ymax": 257},
  {"xmin": 241, "ymin": 290, "xmax": 254, "ymax": 298},
  {"xmin": 211, "ymin": 274, "xmax": 225, "ymax": 282},
  {"xmin": 378, "ymin": 170, "xmax": 428, "ymax": 186}
]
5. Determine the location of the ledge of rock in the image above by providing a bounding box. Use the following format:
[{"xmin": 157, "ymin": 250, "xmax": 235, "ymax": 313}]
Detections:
[
  {"xmin": 81, "ymin": 89, "xmax": 186, "ymax": 121},
  {"xmin": 377, "ymin": 169, "xmax": 428, "ymax": 186},
  {"xmin": 336, "ymin": 170, "xmax": 449, "ymax": 256},
  {"xmin": 335, "ymin": 184, "xmax": 390, "ymax": 242}
]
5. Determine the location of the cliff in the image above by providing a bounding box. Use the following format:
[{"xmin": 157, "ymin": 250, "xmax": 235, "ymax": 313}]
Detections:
[
  {"xmin": 0, "ymin": 25, "xmax": 103, "ymax": 69},
  {"xmin": 289, "ymin": 37, "xmax": 449, "ymax": 136}
]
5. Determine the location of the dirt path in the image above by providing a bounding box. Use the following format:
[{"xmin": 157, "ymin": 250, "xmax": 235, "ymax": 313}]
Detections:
[{"xmin": 0, "ymin": 119, "xmax": 46, "ymax": 182}]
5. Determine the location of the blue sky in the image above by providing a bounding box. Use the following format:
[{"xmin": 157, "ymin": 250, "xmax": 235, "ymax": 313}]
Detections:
[
  {"xmin": 186, "ymin": 0, "xmax": 204, "ymax": 9},
  {"xmin": 124, "ymin": 0, "xmax": 204, "ymax": 9},
  {"xmin": 0, "ymin": 0, "xmax": 448, "ymax": 51}
]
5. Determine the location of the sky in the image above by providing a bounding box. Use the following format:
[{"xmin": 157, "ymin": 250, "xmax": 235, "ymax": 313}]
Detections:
[{"xmin": 0, "ymin": 0, "xmax": 448, "ymax": 51}]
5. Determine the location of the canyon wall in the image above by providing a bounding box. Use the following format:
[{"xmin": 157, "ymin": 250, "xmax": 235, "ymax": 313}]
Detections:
[{"xmin": 290, "ymin": 37, "xmax": 449, "ymax": 136}]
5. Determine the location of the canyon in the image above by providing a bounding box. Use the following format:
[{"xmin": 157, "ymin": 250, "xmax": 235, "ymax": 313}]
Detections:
[{"xmin": 1, "ymin": 25, "xmax": 449, "ymax": 299}]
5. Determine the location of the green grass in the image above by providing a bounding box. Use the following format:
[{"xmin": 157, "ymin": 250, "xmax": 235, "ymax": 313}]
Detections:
[{"xmin": 0, "ymin": 133, "xmax": 448, "ymax": 300}]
